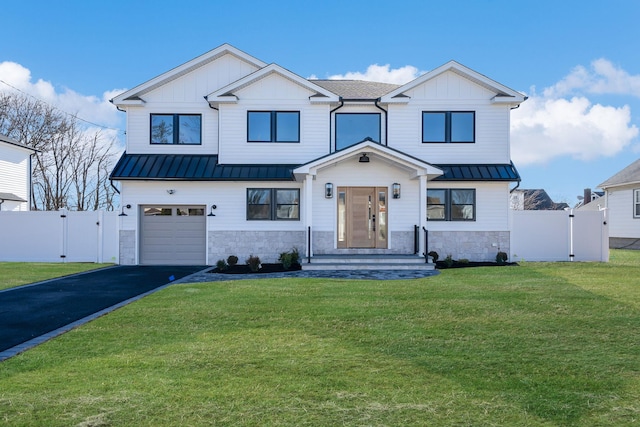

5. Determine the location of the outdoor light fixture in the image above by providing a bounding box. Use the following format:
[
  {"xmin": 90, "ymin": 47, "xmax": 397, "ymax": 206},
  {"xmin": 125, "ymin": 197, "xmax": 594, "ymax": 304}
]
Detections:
[
  {"xmin": 325, "ymin": 183, "xmax": 333, "ymax": 199},
  {"xmin": 359, "ymin": 153, "xmax": 370, "ymax": 163},
  {"xmin": 208, "ymin": 205, "xmax": 217, "ymax": 216},
  {"xmin": 118, "ymin": 206, "xmax": 128, "ymax": 216},
  {"xmin": 392, "ymin": 183, "xmax": 401, "ymax": 199}
]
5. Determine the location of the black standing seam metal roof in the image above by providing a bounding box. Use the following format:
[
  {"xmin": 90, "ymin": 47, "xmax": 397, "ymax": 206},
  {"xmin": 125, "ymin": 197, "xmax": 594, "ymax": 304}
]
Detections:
[{"xmin": 109, "ymin": 153, "xmax": 520, "ymax": 182}]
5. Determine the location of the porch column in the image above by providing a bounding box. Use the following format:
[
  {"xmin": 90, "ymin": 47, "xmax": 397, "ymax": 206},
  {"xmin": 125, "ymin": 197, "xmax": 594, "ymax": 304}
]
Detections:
[
  {"xmin": 304, "ymin": 174, "xmax": 314, "ymax": 259},
  {"xmin": 419, "ymin": 175, "xmax": 428, "ymax": 255}
]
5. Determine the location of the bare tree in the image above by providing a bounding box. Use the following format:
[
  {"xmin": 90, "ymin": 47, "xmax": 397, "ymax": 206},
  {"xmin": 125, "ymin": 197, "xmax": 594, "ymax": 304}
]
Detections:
[{"xmin": 0, "ymin": 91, "xmax": 119, "ymax": 210}]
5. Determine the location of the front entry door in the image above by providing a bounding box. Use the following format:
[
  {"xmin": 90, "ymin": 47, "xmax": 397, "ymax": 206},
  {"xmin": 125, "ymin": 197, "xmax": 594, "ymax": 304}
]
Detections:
[{"xmin": 338, "ymin": 187, "xmax": 387, "ymax": 249}]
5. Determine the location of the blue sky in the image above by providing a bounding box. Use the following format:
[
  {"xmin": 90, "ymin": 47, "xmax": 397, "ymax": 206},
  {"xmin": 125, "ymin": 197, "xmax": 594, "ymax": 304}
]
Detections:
[{"xmin": 2, "ymin": 0, "xmax": 639, "ymax": 205}]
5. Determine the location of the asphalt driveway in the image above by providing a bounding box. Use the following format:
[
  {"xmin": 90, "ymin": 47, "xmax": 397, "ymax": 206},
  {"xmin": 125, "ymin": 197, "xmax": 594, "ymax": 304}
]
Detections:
[{"xmin": 0, "ymin": 265, "xmax": 206, "ymax": 360}]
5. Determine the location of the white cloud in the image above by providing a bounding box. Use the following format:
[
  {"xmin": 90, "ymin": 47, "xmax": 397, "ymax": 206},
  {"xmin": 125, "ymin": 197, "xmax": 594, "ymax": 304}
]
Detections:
[
  {"xmin": 0, "ymin": 61, "xmax": 125, "ymax": 130},
  {"xmin": 324, "ymin": 64, "xmax": 424, "ymax": 85},
  {"xmin": 512, "ymin": 60, "xmax": 640, "ymax": 166}
]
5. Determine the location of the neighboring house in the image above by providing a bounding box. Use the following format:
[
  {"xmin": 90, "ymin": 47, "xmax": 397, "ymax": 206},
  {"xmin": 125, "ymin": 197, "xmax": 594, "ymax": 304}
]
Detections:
[
  {"xmin": 575, "ymin": 188, "xmax": 604, "ymax": 210},
  {"xmin": 0, "ymin": 134, "xmax": 35, "ymax": 211},
  {"xmin": 109, "ymin": 44, "xmax": 526, "ymax": 265},
  {"xmin": 598, "ymin": 159, "xmax": 640, "ymax": 249},
  {"xmin": 510, "ymin": 189, "xmax": 569, "ymax": 211}
]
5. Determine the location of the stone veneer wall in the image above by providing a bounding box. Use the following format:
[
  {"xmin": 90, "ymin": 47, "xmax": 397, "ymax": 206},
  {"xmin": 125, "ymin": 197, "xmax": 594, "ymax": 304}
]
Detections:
[
  {"xmin": 427, "ymin": 231, "xmax": 510, "ymax": 262},
  {"xmin": 119, "ymin": 230, "xmax": 136, "ymax": 265},
  {"xmin": 209, "ymin": 230, "xmax": 306, "ymax": 264},
  {"xmin": 312, "ymin": 231, "xmax": 415, "ymax": 254}
]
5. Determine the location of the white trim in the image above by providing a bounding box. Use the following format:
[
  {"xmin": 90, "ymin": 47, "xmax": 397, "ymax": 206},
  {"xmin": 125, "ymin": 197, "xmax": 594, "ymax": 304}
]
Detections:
[{"xmin": 634, "ymin": 189, "xmax": 640, "ymax": 219}]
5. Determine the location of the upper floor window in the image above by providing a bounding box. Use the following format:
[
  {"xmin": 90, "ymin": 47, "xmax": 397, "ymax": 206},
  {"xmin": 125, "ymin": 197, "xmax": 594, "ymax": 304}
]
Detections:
[
  {"xmin": 150, "ymin": 114, "xmax": 201, "ymax": 144},
  {"xmin": 634, "ymin": 189, "xmax": 640, "ymax": 218},
  {"xmin": 247, "ymin": 188, "xmax": 300, "ymax": 220},
  {"xmin": 336, "ymin": 113, "xmax": 381, "ymax": 150},
  {"xmin": 427, "ymin": 188, "xmax": 476, "ymax": 221},
  {"xmin": 422, "ymin": 111, "xmax": 475, "ymax": 143},
  {"xmin": 247, "ymin": 111, "xmax": 300, "ymax": 143}
]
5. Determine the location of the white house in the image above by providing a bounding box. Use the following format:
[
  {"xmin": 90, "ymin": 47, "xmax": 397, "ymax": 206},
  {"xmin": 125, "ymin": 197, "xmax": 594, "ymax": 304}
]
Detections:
[
  {"xmin": 0, "ymin": 134, "xmax": 35, "ymax": 211},
  {"xmin": 598, "ymin": 159, "xmax": 640, "ymax": 249},
  {"xmin": 109, "ymin": 44, "xmax": 526, "ymax": 266}
]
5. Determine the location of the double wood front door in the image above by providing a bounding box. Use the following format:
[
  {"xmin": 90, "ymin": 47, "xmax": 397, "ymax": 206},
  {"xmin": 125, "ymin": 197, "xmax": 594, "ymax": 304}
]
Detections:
[{"xmin": 337, "ymin": 187, "xmax": 387, "ymax": 249}]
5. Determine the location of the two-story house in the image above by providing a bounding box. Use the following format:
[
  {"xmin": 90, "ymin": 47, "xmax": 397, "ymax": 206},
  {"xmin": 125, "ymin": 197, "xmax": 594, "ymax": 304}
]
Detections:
[
  {"xmin": 110, "ymin": 44, "xmax": 525, "ymax": 266},
  {"xmin": 0, "ymin": 134, "xmax": 35, "ymax": 211}
]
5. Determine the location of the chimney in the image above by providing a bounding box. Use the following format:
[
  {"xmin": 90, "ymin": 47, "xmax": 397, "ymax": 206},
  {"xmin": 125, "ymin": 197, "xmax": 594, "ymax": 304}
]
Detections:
[{"xmin": 583, "ymin": 188, "xmax": 592, "ymax": 205}]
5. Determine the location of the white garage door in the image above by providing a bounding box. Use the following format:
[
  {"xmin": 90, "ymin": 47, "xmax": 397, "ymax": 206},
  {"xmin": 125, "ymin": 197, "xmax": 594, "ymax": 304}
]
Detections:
[{"xmin": 140, "ymin": 206, "xmax": 206, "ymax": 265}]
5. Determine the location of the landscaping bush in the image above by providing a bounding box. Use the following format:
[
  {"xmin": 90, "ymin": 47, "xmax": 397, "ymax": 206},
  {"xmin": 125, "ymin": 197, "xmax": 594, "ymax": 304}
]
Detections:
[
  {"xmin": 216, "ymin": 259, "xmax": 227, "ymax": 271},
  {"xmin": 278, "ymin": 247, "xmax": 301, "ymax": 270},
  {"xmin": 496, "ymin": 251, "xmax": 508, "ymax": 264},
  {"xmin": 226, "ymin": 255, "xmax": 239, "ymax": 266},
  {"xmin": 246, "ymin": 255, "xmax": 261, "ymax": 272},
  {"xmin": 428, "ymin": 251, "xmax": 439, "ymax": 262}
]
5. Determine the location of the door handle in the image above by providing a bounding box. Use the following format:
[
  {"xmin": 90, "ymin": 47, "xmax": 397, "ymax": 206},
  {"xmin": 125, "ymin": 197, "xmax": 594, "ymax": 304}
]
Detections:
[{"xmin": 372, "ymin": 214, "xmax": 376, "ymax": 232}]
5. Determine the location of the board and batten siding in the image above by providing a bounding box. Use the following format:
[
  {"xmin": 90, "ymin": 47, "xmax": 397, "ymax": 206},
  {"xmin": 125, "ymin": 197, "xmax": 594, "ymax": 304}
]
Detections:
[
  {"xmin": 606, "ymin": 186, "xmax": 640, "ymax": 238},
  {"xmin": 123, "ymin": 53, "xmax": 261, "ymax": 155},
  {"xmin": 218, "ymin": 73, "xmax": 330, "ymax": 164},
  {"xmin": 0, "ymin": 144, "xmax": 30, "ymax": 210},
  {"xmin": 387, "ymin": 70, "xmax": 512, "ymax": 164}
]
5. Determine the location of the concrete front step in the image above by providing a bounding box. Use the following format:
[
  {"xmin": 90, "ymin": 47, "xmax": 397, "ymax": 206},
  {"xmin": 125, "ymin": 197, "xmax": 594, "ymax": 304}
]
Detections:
[
  {"xmin": 302, "ymin": 254, "xmax": 434, "ymax": 271},
  {"xmin": 302, "ymin": 262, "xmax": 434, "ymax": 271}
]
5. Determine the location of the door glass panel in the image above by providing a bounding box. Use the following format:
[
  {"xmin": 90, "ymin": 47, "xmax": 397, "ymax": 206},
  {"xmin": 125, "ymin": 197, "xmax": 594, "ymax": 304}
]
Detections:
[
  {"xmin": 378, "ymin": 190, "xmax": 387, "ymax": 244},
  {"xmin": 338, "ymin": 190, "xmax": 346, "ymax": 246},
  {"xmin": 144, "ymin": 207, "xmax": 172, "ymax": 216}
]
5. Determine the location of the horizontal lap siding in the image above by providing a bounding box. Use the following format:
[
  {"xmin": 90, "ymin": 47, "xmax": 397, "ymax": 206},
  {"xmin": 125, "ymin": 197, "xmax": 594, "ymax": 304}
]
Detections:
[
  {"xmin": 124, "ymin": 54, "xmax": 259, "ymax": 155},
  {"xmin": 0, "ymin": 146, "xmax": 30, "ymax": 209},
  {"xmin": 607, "ymin": 187, "xmax": 640, "ymax": 238},
  {"xmin": 218, "ymin": 74, "xmax": 329, "ymax": 164}
]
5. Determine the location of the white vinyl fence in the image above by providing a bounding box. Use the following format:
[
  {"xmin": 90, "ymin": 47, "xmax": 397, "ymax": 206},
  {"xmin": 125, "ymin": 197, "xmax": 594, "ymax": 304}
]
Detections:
[
  {"xmin": 510, "ymin": 209, "xmax": 609, "ymax": 262},
  {"xmin": 0, "ymin": 210, "xmax": 119, "ymax": 263}
]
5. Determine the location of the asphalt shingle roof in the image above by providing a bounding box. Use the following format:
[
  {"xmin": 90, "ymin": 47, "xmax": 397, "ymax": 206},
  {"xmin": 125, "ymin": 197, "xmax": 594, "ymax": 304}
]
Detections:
[
  {"xmin": 599, "ymin": 159, "xmax": 640, "ymax": 188},
  {"xmin": 309, "ymin": 80, "xmax": 401, "ymax": 100}
]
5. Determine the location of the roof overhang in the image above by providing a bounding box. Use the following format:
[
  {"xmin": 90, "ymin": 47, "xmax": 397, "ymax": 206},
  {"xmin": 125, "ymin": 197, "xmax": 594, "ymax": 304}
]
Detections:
[
  {"xmin": 0, "ymin": 192, "xmax": 26, "ymax": 202},
  {"xmin": 110, "ymin": 44, "xmax": 267, "ymax": 108},
  {"xmin": 380, "ymin": 60, "xmax": 526, "ymax": 106},
  {"xmin": 293, "ymin": 139, "xmax": 443, "ymax": 181},
  {"xmin": 0, "ymin": 135, "xmax": 37, "ymax": 153},
  {"xmin": 206, "ymin": 64, "xmax": 340, "ymax": 107}
]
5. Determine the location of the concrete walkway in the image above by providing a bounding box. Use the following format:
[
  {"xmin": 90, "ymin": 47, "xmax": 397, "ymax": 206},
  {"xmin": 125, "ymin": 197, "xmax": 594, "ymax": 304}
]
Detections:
[{"xmin": 0, "ymin": 265, "xmax": 206, "ymax": 361}]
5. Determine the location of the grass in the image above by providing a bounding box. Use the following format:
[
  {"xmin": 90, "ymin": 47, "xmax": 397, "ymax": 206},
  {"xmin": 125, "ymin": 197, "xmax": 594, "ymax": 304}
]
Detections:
[
  {"xmin": 0, "ymin": 263, "xmax": 113, "ymax": 291},
  {"xmin": 1, "ymin": 251, "xmax": 639, "ymax": 426}
]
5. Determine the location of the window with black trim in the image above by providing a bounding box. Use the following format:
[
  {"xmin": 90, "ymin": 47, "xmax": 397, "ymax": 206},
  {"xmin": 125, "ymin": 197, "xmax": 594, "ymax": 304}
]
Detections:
[
  {"xmin": 336, "ymin": 113, "xmax": 381, "ymax": 150},
  {"xmin": 150, "ymin": 114, "xmax": 201, "ymax": 144},
  {"xmin": 247, "ymin": 111, "xmax": 300, "ymax": 142},
  {"xmin": 247, "ymin": 188, "xmax": 300, "ymax": 220},
  {"xmin": 422, "ymin": 111, "xmax": 475, "ymax": 143},
  {"xmin": 427, "ymin": 188, "xmax": 476, "ymax": 221},
  {"xmin": 634, "ymin": 189, "xmax": 640, "ymax": 218}
]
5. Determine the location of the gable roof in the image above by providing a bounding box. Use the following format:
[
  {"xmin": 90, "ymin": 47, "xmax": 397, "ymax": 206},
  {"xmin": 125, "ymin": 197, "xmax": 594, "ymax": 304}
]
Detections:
[
  {"xmin": 380, "ymin": 60, "xmax": 526, "ymax": 105},
  {"xmin": 598, "ymin": 159, "xmax": 640, "ymax": 189},
  {"xmin": 206, "ymin": 64, "xmax": 340, "ymax": 106},
  {"xmin": 0, "ymin": 134, "xmax": 36, "ymax": 153},
  {"xmin": 0, "ymin": 192, "xmax": 27, "ymax": 202},
  {"xmin": 110, "ymin": 44, "xmax": 267, "ymax": 106},
  {"xmin": 310, "ymin": 80, "xmax": 401, "ymax": 100}
]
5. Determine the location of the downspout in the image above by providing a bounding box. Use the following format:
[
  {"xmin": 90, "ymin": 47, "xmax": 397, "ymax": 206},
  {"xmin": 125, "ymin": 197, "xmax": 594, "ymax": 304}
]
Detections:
[
  {"xmin": 204, "ymin": 96, "xmax": 221, "ymax": 163},
  {"xmin": 374, "ymin": 99, "xmax": 388, "ymax": 146},
  {"xmin": 329, "ymin": 99, "xmax": 344, "ymax": 152},
  {"xmin": 29, "ymin": 152, "xmax": 35, "ymax": 210}
]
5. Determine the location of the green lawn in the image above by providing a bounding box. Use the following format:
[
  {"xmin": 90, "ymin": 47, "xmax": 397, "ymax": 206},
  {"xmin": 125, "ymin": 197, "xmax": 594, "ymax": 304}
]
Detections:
[
  {"xmin": 0, "ymin": 263, "xmax": 113, "ymax": 290},
  {"xmin": 1, "ymin": 252, "xmax": 639, "ymax": 426}
]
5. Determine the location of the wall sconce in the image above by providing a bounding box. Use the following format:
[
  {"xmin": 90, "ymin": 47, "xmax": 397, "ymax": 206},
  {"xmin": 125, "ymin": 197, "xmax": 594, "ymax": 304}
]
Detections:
[
  {"xmin": 118, "ymin": 204, "xmax": 131, "ymax": 216},
  {"xmin": 167, "ymin": 189, "xmax": 175, "ymax": 195},
  {"xmin": 325, "ymin": 183, "xmax": 333, "ymax": 199},
  {"xmin": 392, "ymin": 183, "xmax": 401, "ymax": 199},
  {"xmin": 208, "ymin": 205, "xmax": 217, "ymax": 216},
  {"xmin": 359, "ymin": 153, "xmax": 370, "ymax": 163}
]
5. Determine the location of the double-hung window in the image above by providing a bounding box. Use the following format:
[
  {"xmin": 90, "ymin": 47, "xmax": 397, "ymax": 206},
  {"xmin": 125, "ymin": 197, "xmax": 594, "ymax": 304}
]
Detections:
[
  {"xmin": 247, "ymin": 111, "xmax": 300, "ymax": 142},
  {"xmin": 427, "ymin": 189, "xmax": 476, "ymax": 221},
  {"xmin": 634, "ymin": 189, "xmax": 640, "ymax": 218},
  {"xmin": 150, "ymin": 114, "xmax": 201, "ymax": 144},
  {"xmin": 422, "ymin": 111, "xmax": 475, "ymax": 143},
  {"xmin": 247, "ymin": 188, "xmax": 300, "ymax": 220}
]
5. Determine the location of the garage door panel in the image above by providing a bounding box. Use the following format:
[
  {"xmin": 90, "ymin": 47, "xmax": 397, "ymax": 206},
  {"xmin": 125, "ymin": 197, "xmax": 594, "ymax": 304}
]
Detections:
[{"xmin": 140, "ymin": 206, "xmax": 206, "ymax": 265}]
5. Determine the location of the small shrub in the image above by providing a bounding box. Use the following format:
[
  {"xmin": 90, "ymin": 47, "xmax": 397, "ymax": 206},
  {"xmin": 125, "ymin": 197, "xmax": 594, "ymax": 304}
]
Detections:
[
  {"xmin": 428, "ymin": 251, "xmax": 439, "ymax": 262},
  {"xmin": 444, "ymin": 254, "xmax": 454, "ymax": 268},
  {"xmin": 227, "ymin": 255, "xmax": 239, "ymax": 266},
  {"xmin": 216, "ymin": 259, "xmax": 228, "ymax": 271},
  {"xmin": 279, "ymin": 248, "xmax": 301, "ymax": 270},
  {"xmin": 496, "ymin": 251, "xmax": 508, "ymax": 264},
  {"xmin": 459, "ymin": 258, "xmax": 470, "ymax": 264},
  {"xmin": 246, "ymin": 255, "xmax": 261, "ymax": 272}
]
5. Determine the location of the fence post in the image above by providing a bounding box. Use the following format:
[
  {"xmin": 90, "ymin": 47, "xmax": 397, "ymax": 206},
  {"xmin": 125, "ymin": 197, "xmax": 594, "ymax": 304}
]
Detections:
[{"xmin": 60, "ymin": 209, "xmax": 68, "ymax": 262}]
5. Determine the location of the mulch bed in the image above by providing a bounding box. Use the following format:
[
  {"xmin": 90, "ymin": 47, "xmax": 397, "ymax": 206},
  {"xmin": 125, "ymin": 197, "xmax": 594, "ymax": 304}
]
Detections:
[{"xmin": 211, "ymin": 263, "xmax": 302, "ymax": 274}]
